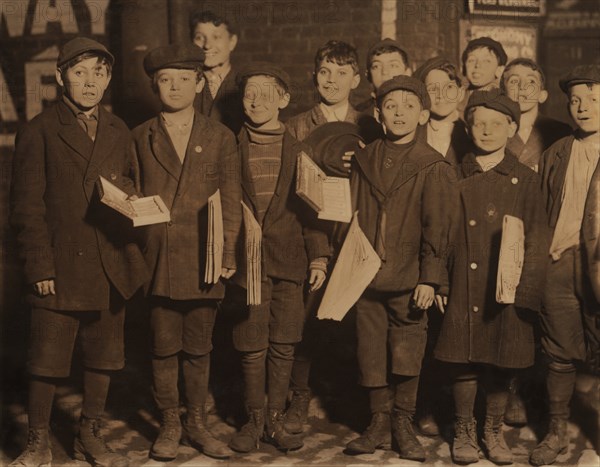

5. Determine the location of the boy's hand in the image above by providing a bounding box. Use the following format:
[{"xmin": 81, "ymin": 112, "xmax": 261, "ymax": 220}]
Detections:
[
  {"xmin": 308, "ymin": 268, "xmax": 326, "ymax": 292},
  {"xmin": 221, "ymin": 268, "xmax": 236, "ymax": 279},
  {"xmin": 34, "ymin": 279, "xmax": 55, "ymax": 296},
  {"xmin": 127, "ymin": 194, "xmax": 139, "ymax": 201},
  {"xmin": 435, "ymin": 294, "xmax": 448, "ymax": 314},
  {"xmin": 413, "ymin": 284, "xmax": 434, "ymax": 310},
  {"xmin": 342, "ymin": 151, "xmax": 354, "ymax": 173}
]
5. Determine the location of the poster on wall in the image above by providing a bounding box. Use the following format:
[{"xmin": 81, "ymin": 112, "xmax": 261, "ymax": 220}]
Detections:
[{"xmin": 468, "ymin": 0, "xmax": 545, "ymax": 17}]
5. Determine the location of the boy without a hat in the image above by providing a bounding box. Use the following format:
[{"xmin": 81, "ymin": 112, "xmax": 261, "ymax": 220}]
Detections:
[
  {"xmin": 131, "ymin": 43, "xmax": 241, "ymax": 461},
  {"xmin": 10, "ymin": 37, "xmax": 148, "ymax": 467},
  {"xmin": 345, "ymin": 76, "xmax": 456, "ymax": 461}
]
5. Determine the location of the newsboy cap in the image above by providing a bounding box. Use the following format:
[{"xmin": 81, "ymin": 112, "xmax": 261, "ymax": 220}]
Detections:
[
  {"xmin": 413, "ymin": 56, "xmax": 456, "ymax": 83},
  {"xmin": 465, "ymin": 89, "xmax": 521, "ymax": 129},
  {"xmin": 559, "ymin": 64, "xmax": 600, "ymax": 93},
  {"xmin": 367, "ymin": 38, "xmax": 407, "ymax": 60},
  {"xmin": 376, "ymin": 75, "xmax": 432, "ymax": 110},
  {"xmin": 461, "ymin": 37, "xmax": 508, "ymax": 66},
  {"xmin": 143, "ymin": 44, "xmax": 205, "ymax": 76},
  {"xmin": 304, "ymin": 122, "xmax": 364, "ymax": 177},
  {"xmin": 57, "ymin": 37, "xmax": 114, "ymax": 68},
  {"xmin": 236, "ymin": 62, "xmax": 291, "ymax": 91}
]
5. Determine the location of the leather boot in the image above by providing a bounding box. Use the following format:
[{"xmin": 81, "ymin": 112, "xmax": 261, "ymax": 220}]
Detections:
[
  {"xmin": 9, "ymin": 428, "xmax": 52, "ymax": 467},
  {"xmin": 483, "ymin": 415, "xmax": 513, "ymax": 465},
  {"xmin": 417, "ymin": 412, "xmax": 440, "ymax": 437},
  {"xmin": 346, "ymin": 412, "xmax": 391, "ymax": 454},
  {"xmin": 264, "ymin": 408, "xmax": 303, "ymax": 451},
  {"xmin": 391, "ymin": 411, "xmax": 426, "ymax": 462},
  {"xmin": 452, "ymin": 417, "xmax": 483, "ymax": 465},
  {"xmin": 183, "ymin": 405, "xmax": 233, "ymax": 459},
  {"xmin": 73, "ymin": 416, "xmax": 129, "ymax": 467},
  {"xmin": 150, "ymin": 408, "xmax": 181, "ymax": 460},
  {"xmin": 530, "ymin": 418, "xmax": 568, "ymax": 466},
  {"xmin": 229, "ymin": 407, "xmax": 264, "ymax": 453},
  {"xmin": 284, "ymin": 390, "xmax": 311, "ymax": 434}
]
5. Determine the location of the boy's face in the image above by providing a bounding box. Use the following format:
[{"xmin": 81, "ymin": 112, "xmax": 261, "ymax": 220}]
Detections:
[
  {"xmin": 469, "ymin": 106, "xmax": 517, "ymax": 154},
  {"xmin": 425, "ymin": 69, "xmax": 464, "ymax": 118},
  {"xmin": 243, "ymin": 75, "xmax": 290, "ymax": 128},
  {"xmin": 369, "ymin": 52, "xmax": 410, "ymax": 90},
  {"xmin": 568, "ymin": 83, "xmax": 600, "ymax": 135},
  {"xmin": 193, "ymin": 22, "xmax": 237, "ymax": 69},
  {"xmin": 465, "ymin": 47, "xmax": 503, "ymax": 89},
  {"xmin": 379, "ymin": 90, "xmax": 429, "ymax": 142},
  {"xmin": 155, "ymin": 68, "xmax": 203, "ymax": 112},
  {"xmin": 55, "ymin": 57, "xmax": 111, "ymax": 110},
  {"xmin": 503, "ymin": 64, "xmax": 547, "ymax": 113},
  {"xmin": 315, "ymin": 60, "xmax": 360, "ymax": 105}
]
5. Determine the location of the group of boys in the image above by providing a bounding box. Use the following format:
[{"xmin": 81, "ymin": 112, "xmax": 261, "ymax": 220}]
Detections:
[{"xmin": 9, "ymin": 9, "xmax": 600, "ymax": 467}]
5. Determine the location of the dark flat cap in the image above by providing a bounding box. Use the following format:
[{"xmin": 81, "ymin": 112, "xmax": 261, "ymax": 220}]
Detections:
[
  {"xmin": 462, "ymin": 37, "xmax": 507, "ymax": 66},
  {"xmin": 559, "ymin": 64, "xmax": 600, "ymax": 93},
  {"xmin": 143, "ymin": 44, "xmax": 205, "ymax": 76},
  {"xmin": 465, "ymin": 89, "xmax": 520, "ymax": 129},
  {"xmin": 57, "ymin": 37, "xmax": 114, "ymax": 68},
  {"xmin": 236, "ymin": 62, "xmax": 291, "ymax": 91},
  {"xmin": 367, "ymin": 38, "xmax": 406, "ymax": 60},
  {"xmin": 376, "ymin": 75, "xmax": 431, "ymax": 110},
  {"xmin": 303, "ymin": 122, "xmax": 364, "ymax": 177},
  {"xmin": 413, "ymin": 56, "xmax": 458, "ymax": 83}
]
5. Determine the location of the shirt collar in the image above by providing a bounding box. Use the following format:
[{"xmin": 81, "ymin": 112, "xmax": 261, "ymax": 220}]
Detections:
[
  {"xmin": 461, "ymin": 150, "xmax": 518, "ymax": 177},
  {"xmin": 62, "ymin": 95, "xmax": 98, "ymax": 120}
]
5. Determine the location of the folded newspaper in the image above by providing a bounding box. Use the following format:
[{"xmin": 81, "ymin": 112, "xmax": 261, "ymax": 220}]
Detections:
[
  {"xmin": 496, "ymin": 215, "xmax": 525, "ymax": 304},
  {"xmin": 242, "ymin": 201, "xmax": 262, "ymax": 305},
  {"xmin": 204, "ymin": 190, "xmax": 224, "ymax": 284}
]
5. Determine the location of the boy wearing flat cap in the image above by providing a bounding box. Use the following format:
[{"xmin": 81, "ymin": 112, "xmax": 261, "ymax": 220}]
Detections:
[
  {"xmin": 531, "ymin": 64, "xmax": 600, "ymax": 466},
  {"xmin": 434, "ymin": 90, "xmax": 548, "ymax": 465},
  {"xmin": 345, "ymin": 76, "xmax": 455, "ymax": 462},
  {"xmin": 10, "ymin": 37, "xmax": 148, "ymax": 467},
  {"xmin": 462, "ymin": 37, "xmax": 507, "ymax": 92},
  {"xmin": 223, "ymin": 63, "xmax": 329, "ymax": 453},
  {"xmin": 131, "ymin": 43, "xmax": 241, "ymax": 461}
]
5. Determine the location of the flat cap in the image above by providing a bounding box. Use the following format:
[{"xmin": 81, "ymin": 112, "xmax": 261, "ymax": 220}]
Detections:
[
  {"xmin": 304, "ymin": 122, "xmax": 364, "ymax": 177},
  {"xmin": 236, "ymin": 62, "xmax": 291, "ymax": 91},
  {"xmin": 559, "ymin": 64, "xmax": 600, "ymax": 93},
  {"xmin": 376, "ymin": 75, "xmax": 431, "ymax": 110},
  {"xmin": 462, "ymin": 36, "xmax": 507, "ymax": 66},
  {"xmin": 57, "ymin": 37, "xmax": 114, "ymax": 68},
  {"xmin": 367, "ymin": 38, "xmax": 406, "ymax": 60},
  {"xmin": 413, "ymin": 56, "xmax": 456, "ymax": 83},
  {"xmin": 143, "ymin": 44, "xmax": 205, "ymax": 76},
  {"xmin": 465, "ymin": 89, "xmax": 521, "ymax": 129}
]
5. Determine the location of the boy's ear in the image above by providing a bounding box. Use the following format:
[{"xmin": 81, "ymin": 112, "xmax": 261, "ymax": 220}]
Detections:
[
  {"xmin": 195, "ymin": 76, "xmax": 205, "ymax": 94},
  {"xmin": 418, "ymin": 109, "xmax": 430, "ymax": 126},
  {"xmin": 374, "ymin": 105, "xmax": 381, "ymax": 123},
  {"xmin": 508, "ymin": 120, "xmax": 517, "ymax": 138},
  {"xmin": 494, "ymin": 65, "xmax": 506, "ymax": 80},
  {"xmin": 405, "ymin": 67, "xmax": 413, "ymax": 77},
  {"xmin": 55, "ymin": 68, "xmax": 64, "ymax": 87},
  {"xmin": 538, "ymin": 89, "xmax": 548, "ymax": 104},
  {"xmin": 278, "ymin": 92, "xmax": 291, "ymax": 110},
  {"xmin": 351, "ymin": 73, "xmax": 360, "ymax": 90},
  {"xmin": 228, "ymin": 33, "xmax": 238, "ymax": 52}
]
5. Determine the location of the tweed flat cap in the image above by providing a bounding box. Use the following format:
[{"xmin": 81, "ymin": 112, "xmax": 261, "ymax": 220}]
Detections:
[
  {"xmin": 376, "ymin": 75, "xmax": 432, "ymax": 110},
  {"xmin": 413, "ymin": 56, "xmax": 455, "ymax": 83},
  {"xmin": 559, "ymin": 64, "xmax": 600, "ymax": 93},
  {"xmin": 57, "ymin": 37, "xmax": 114, "ymax": 68},
  {"xmin": 465, "ymin": 89, "xmax": 521, "ymax": 128},
  {"xmin": 236, "ymin": 62, "xmax": 291, "ymax": 91},
  {"xmin": 462, "ymin": 37, "xmax": 508, "ymax": 66},
  {"xmin": 143, "ymin": 44, "xmax": 205, "ymax": 76}
]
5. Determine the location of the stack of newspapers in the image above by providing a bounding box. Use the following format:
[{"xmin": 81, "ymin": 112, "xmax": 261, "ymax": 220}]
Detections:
[
  {"xmin": 242, "ymin": 201, "xmax": 262, "ymax": 305},
  {"xmin": 204, "ymin": 190, "xmax": 224, "ymax": 284}
]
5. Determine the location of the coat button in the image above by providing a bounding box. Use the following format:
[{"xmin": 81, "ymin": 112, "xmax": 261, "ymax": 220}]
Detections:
[
  {"xmin": 194, "ymin": 145, "xmax": 202, "ymax": 153},
  {"xmin": 511, "ymin": 177, "xmax": 518, "ymax": 185},
  {"xmin": 168, "ymin": 221, "xmax": 173, "ymax": 226},
  {"xmin": 470, "ymin": 262, "xmax": 478, "ymax": 270},
  {"xmin": 77, "ymin": 250, "xmax": 84, "ymax": 256},
  {"xmin": 110, "ymin": 173, "xmax": 117, "ymax": 180},
  {"xmin": 473, "ymin": 306, "xmax": 479, "ymax": 312},
  {"xmin": 469, "ymin": 219, "xmax": 477, "ymax": 227}
]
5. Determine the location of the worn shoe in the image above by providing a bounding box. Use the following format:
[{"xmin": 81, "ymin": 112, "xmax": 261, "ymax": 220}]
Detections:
[
  {"xmin": 483, "ymin": 415, "xmax": 513, "ymax": 465},
  {"xmin": 73, "ymin": 417, "xmax": 129, "ymax": 467},
  {"xmin": 530, "ymin": 418, "xmax": 568, "ymax": 466},
  {"xmin": 183, "ymin": 405, "xmax": 233, "ymax": 459},
  {"xmin": 264, "ymin": 409, "xmax": 303, "ymax": 451},
  {"xmin": 9, "ymin": 428, "xmax": 52, "ymax": 467},
  {"xmin": 229, "ymin": 407, "xmax": 264, "ymax": 453},
  {"xmin": 417, "ymin": 413, "xmax": 440, "ymax": 437},
  {"xmin": 150, "ymin": 408, "xmax": 181, "ymax": 460},
  {"xmin": 452, "ymin": 417, "xmax": 482, "ymax": 465},
  {"xmin": 284, "ymin": 390, "xmax": 311, "ymax": 434},
  {"xmin": 391, "ymin": 411, "xmax": 426, "ymax": 462},
  {"xmin": 346, "ymin": 411, "xmax": 392, "ymax": 454}
]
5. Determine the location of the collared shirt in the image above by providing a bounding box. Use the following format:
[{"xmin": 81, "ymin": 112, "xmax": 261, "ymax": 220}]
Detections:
[
  {"xmin": 319, "ymin": 102, "xmax": 349, "ymax": 122},
  {"xmin": 550, "ymin": 138, "xmax": 600, "ymax": 260},
  {"xmin": 62, "ymin": 96, "xmax": 99, "ymax": 141},
  {"xmin": 161, "ymin": 110, "xmax": 195, "ymax": 163}
]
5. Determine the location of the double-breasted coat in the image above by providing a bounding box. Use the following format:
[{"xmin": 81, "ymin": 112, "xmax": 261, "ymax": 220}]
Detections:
[
  {"xmin": 10, "ymin": 101, "xmax": 149, "ymax": 311},
  {"xmin": 131, "ymin": 111, "xmax": 242, "ymax": 300},
  {"xmin": 435, "ymin": 152, "xmax": 549, "ymax": 368}
]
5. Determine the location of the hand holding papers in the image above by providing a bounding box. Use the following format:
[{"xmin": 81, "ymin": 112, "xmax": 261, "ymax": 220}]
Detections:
[
  {"xmin": 204, "ymin": 190, "xmax": 224, "ymax": 284},
  {"xmin": 97, "ymin": 176, "xmax": 170, "ymax": 227},
  {"xmin": 317, "ymin": 212, "xmax": 381, "ymax": 321},
  {"xmin": 296, "ymin": 152, "xmax": 352, "ymax": 223},
  {"xmin": 242, "ymin": 201, "xmax": 262, "ymax": 305},
  {"xmin": 496, "ymin": 215, "xmax": 525, "ymax": 304}
]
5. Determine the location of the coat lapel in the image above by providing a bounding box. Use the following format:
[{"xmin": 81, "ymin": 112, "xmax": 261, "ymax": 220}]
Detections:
[
  {"xmin": 354, "ymin": 141, "xmax": 386, "ymax": 198},
  {"xmin": 149, "ymin": 117, "xmax": 183, "ymax": 182},
  {"xmin": 85, "ymin": 106, "xmax": 118, "ymax": 176},
  {"xmin": 56, "ymin": 101, "xmax": 94, "ymax": 162},
  {"xmin": 239, "ymin": 129, "xmax": 259, "ymax": 214},
  {"xmin": 176, "ymin": 113, "xmax": 210, "ymax": 200}
]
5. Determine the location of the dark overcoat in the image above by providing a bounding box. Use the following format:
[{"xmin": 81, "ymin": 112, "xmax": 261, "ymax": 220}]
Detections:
[
  {"xmin": 10, "ymin": 101, "xmax": 149, "ymax": 311},
  {"xmin": 435, "ymin": 152, "xmax": 549, "ymax": 368},
  {"xmin": 285, "ymin": 104, "xmax": 361, "ymax": 142},
  {"xmin": 131, "ymin": 112, "xmax": 242, "ymax": 300},
  {"xmin": 231, "ymin": 128, "xmax": 330, "ymax": 288}
]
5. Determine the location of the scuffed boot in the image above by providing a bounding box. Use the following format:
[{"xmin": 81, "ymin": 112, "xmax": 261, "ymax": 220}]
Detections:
[
  {"xmin": 150, "ymin": 408, "xmax": 181, "ymax": 460},
  {"xmin": 73, "ymin": 416, "xmax": 129, "ymax": 467},
  {"xmin": 346, "ymin": 412, "xmax": 391, "ymax": 454},
  {"xmin": 229, "ymin": 407, "xmax": 264, "ymax": 453},
  {"xmin": 9, "ymin": 428, "xmax": 52, "ymax": 467},
  {"xmin": 417, "ymin": 412, "xmax": 440, "ymax": 437},
  {"xmin": 483, "ymin": 415, "xmax": 513, "ymax": 465},
  {"xmin": 452, "ymin": 417, "xmax": 482, "ymax": 465},
  {"xmin": 284, "ymin": 390, "xmax": 311, "ymax": 434},
  {"xmin": 391, "ymin": 411, "xmax": 426, "ymax": 462},
  {"xmin": 264, "ymin": 409, "xmax": 303, "ymax": 451},
  {"xmin": 504, "ymin": 378, "xmax": 527, "ymax": 427},
  {"xmin": 183, "ymin": 405, "xmax": 233, "ymax": 459},
  {"xmin": 530, "ymin": 418, "xmax": 568, "ymax": 466}
]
